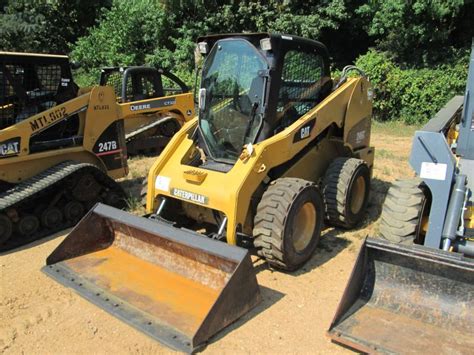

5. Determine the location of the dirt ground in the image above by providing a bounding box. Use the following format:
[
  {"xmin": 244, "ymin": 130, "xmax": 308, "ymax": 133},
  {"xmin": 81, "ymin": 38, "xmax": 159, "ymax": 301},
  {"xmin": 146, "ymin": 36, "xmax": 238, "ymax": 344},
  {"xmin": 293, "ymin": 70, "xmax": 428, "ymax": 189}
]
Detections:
[{"xmin": 0, "ymin": 123, "xmax": 417, "ymax": 354}]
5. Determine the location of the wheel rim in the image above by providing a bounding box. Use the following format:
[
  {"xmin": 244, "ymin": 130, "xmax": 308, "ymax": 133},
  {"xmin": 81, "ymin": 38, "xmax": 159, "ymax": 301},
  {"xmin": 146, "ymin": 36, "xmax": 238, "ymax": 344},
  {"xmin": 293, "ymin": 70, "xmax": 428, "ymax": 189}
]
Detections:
[
  {"xmin": 0, "ymin": 214, "xmax": 13, "ymax": 243},
  {"xmin": 350, "ymin": 175, "xmax": 366, "ymax": 215},
  {"xmin": 64, "ymin": 201, "xmax": 84, "ymax": 221},
  {"xmin": 291, "ymin": 202, "xmax": 317, "ymax": 252},
  {"xmin": 18, "ymin": 215, "xmax": 39, "ymax": 236},
  {"xmin": 415, "ymin": 191, "xmax": 431, "ymax": 244},
  {"xmin": 41, "ymin": 208, "xmax": 63, "ymax": 228}
]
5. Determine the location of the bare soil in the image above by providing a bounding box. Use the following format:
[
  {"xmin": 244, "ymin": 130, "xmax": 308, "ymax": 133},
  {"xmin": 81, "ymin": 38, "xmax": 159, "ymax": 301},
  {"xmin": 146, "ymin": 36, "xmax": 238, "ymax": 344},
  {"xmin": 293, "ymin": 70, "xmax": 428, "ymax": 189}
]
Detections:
[{"xmin": 0, "ymin": 124, "xmax": 415, "ymax": 354}]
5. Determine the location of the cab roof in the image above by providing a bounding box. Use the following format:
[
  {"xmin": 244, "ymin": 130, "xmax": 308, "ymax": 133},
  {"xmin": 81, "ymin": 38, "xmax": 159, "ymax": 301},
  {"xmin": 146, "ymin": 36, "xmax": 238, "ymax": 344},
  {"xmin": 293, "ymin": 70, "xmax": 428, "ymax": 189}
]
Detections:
[
  {"xmin": 0, "ymin": 51, "xmax": 70, "ymax": 65},
  {"xmin": 196, "ymin": 32, "xmax": 329, "ymax": 55}
]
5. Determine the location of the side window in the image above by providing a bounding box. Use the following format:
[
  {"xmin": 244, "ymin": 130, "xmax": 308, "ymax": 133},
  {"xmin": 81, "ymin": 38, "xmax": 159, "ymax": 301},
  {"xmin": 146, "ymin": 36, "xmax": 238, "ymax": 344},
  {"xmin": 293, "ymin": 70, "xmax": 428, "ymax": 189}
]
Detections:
[
  {"xmin": 126, "ymin": 72, "xmax": 163, "ymax": 102},
  {"xmin": 277, "ymin": 50, "xmax": 324, "ymax": 127},
  {"xmin": 0, "ymin": 68, "xmax": 16, "ymax": 129},
  {"xmin": 139, "ymin": 75, "xmax": 158, "ymax": 98},
  {"xmin": 36, "ymin": 64, "xmax": 62, "ymax": 92},
  {"xmin": 161, "ymin": 74, "xmax": 185, "ymax": 96},
  {"xmin": 103, "ymin": 71, "xmax": 124, "ymax": 102},
  {"xmin": 35, "ymin": 64, "xmax": 62, "ymax": 110},
  {"xmin": 124, "ymin": 76, "xmax": 135, "ymax": 102}
]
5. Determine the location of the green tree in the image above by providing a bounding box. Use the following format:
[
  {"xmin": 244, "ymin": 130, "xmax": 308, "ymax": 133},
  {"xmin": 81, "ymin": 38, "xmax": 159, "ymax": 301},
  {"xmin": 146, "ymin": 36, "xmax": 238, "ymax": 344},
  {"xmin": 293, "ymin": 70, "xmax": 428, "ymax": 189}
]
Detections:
[
  {"xmin": 0, "ymin": 0, "xmax": 111, "ymax": 53},
  {"xmin": 356, "ymin": 0, "xmax": 473, "ymax": 65}
]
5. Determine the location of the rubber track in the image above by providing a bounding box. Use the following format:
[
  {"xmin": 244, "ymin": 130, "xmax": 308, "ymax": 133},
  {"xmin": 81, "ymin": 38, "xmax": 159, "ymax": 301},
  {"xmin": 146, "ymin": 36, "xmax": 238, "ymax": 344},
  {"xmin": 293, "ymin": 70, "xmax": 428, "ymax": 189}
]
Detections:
[
  {"xmin": 253, "ymin": 178, "xmax": 313, "ymax": 270},
  {"xmin": 379, "ymin": 179, "xmax": 425, "ymax": 244},
  {"xmin": 125, "ymin": 116, "xmax": 174, "ymax": 141},
  {"xmin": 0, "ymin": 161, "xmax": 124, "ymax": 251},
  {"xmin": 322, "ymin": 157, "xmax": 366, "ymax": 228}
]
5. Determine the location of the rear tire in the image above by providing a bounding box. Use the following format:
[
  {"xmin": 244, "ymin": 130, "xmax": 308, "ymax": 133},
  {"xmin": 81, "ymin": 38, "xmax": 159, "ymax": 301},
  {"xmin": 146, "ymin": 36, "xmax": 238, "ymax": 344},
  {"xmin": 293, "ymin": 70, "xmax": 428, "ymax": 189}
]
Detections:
[
  {"xmin": 379, "ymin": 179, "xmax": 429, "ymax": 245},
  {"xmin": 323, "ymin": 157, "xmax": 370, "ymax": 229},
  {"xmin": 253, "ymin": 178, "xmax": 324, "ymax": 271}
]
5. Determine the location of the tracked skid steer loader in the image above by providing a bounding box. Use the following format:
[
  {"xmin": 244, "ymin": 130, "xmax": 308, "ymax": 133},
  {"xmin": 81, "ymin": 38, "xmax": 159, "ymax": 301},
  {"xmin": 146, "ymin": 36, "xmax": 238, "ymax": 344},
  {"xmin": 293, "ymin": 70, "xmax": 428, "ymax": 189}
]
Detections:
[
  {"xmin": 44, "ymin": 33, "xmax": 374, "ymax": 351},
  {"xmin": 328, "ymin": 42, "xmax": 474, "ymax": 354},
  {"xmin": 0, "ymin": 52, "xmax": 194, "ymax": 250},
  {"xmin": 99, "ymin": 66, "xmax": 193, "ymax": 155}
]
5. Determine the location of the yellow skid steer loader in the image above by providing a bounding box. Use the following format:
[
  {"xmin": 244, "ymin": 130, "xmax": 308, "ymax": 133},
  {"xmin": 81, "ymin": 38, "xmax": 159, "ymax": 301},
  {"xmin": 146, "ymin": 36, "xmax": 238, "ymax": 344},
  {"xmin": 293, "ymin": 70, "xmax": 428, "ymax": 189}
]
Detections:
[
  {"xmin": 44, "ymin": 33, "xmax": 374, "ymax": 351},
  {"xmin": 99, "ymin": 66, "xmax": 193, "ymax": 155}
]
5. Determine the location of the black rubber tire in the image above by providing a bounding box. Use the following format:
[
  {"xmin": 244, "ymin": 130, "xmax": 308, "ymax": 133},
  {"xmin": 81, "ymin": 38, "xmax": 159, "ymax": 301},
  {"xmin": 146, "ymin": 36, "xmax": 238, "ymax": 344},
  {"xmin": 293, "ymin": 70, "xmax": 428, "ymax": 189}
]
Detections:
[
  {"xmin": 323, "ymin": 157, "xmax": 370, "ymax": 229},
  {"xmin": 253, "ymin": 178, "xmax": 324, "ymax": 271},
  {"xmin": 379, "ymin": 179, "xmax": 428, "ymax": 245},
  {"xmin": 0, "ymin": 214, "xmax": 13, "ymax": 244}
]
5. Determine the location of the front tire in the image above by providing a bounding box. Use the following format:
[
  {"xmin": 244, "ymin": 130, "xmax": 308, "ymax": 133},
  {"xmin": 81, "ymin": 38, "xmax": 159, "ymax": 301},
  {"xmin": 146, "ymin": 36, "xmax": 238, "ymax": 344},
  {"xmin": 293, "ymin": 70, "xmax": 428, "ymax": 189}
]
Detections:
[
  {"xmin": 253, "ymin": 178, "xmax": 324, "ymax": 271},
  {"xmin": 379, "ymin": 179, "xmax": 429, "ymax": 245}
]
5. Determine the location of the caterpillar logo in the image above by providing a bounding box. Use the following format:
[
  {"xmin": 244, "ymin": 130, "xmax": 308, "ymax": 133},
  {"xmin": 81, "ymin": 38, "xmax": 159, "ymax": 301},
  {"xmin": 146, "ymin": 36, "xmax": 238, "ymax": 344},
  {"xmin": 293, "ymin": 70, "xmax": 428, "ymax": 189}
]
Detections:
[
  {"xmin": 171, "ymin": 188, "xmax": 208, "ymax": 205},
  {"xmin": 293, "ymin": 118, "xmax": 316, "ymax": 143},
  {"xmin": 0, "ymin": 137, "xmax": 21, "ymax": 158}
]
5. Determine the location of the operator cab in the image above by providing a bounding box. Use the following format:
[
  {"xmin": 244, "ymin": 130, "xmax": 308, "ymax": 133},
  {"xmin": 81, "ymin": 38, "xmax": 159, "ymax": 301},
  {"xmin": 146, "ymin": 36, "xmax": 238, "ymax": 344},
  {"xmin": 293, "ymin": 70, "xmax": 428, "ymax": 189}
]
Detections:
[
  {"xmin": 195, "ymin": 33, "xmax": 332, "ymax": 166},
  {"xmin": 0, "ymin": 52, "xmax": 78, "ymax": 130}
]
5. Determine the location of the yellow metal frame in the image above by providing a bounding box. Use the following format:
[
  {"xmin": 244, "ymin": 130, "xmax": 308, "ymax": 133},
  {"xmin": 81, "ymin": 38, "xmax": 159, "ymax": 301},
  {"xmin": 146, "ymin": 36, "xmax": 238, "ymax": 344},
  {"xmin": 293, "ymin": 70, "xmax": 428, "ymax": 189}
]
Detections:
[
  {"xmin": 0, "ymin": 86, "xmax": 194, "ymax": 183},
  {"xmin": 146, "ymin": 77, "xmax": 374, "ymax": 245}
]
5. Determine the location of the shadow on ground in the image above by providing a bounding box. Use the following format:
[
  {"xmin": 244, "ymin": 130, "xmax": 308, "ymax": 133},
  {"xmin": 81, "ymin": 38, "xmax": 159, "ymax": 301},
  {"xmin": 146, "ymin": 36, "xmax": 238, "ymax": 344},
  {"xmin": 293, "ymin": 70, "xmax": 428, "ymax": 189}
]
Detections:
[
  {"xmin": 0, "ymin": 228, "xmax": 70, "ymax": 256},
  {"xmin": 252, "ymin": 177, "xmax": 393, "ymax": 277},
  {"xmin": 199, "ymin": 284, "xmax": 285, "ymax": 352}
]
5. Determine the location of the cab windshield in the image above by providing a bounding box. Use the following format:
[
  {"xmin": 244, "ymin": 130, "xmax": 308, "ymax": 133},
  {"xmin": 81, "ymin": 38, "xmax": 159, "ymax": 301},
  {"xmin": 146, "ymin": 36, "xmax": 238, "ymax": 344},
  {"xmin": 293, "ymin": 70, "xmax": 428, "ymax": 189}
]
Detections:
[{"xmin": 199, "ymin": 39, "xmax": 267, "ymax": 163}]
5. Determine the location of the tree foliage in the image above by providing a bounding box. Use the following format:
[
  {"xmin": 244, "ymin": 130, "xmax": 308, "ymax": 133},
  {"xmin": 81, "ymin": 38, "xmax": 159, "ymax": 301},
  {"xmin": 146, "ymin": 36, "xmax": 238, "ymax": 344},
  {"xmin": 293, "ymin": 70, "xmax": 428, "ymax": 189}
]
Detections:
[
  {"xmin": 2, "ymin": 0, "xmax": 473, "ymax": 123},
  {"xmin": 356, "ymin": 0, "xmax": 472, "ymax": 66},
  {"xmin": 0, "ymin": 0, "xmax": 111, "ymax": 53},
  {"xmin": 356, "ymin": 49, "xmax": 469, "ymax": 124}
]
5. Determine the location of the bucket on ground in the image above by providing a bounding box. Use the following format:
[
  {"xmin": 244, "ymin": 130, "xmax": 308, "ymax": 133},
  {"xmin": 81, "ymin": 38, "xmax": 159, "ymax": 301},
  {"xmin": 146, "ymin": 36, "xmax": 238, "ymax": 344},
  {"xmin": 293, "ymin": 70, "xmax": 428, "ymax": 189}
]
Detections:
[
  {"xmin": 43, "ymin": 203, "xmax": 261, "ymax": 352},
  {"xmin": 328, "ymin": 237, "xmax": 474, "ymax": 354}
]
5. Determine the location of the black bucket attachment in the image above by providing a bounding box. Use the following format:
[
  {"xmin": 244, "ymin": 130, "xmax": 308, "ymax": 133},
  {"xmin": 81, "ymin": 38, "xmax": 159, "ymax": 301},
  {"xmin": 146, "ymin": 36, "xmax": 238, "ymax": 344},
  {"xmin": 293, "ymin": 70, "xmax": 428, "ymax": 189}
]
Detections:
[
  {"xmin": 43, "ymin": 203, "xmax": 261, "ymax": 353},
  {"xmin": 328, "ymin": 237, "xmax": 474, "ymax": 354}
]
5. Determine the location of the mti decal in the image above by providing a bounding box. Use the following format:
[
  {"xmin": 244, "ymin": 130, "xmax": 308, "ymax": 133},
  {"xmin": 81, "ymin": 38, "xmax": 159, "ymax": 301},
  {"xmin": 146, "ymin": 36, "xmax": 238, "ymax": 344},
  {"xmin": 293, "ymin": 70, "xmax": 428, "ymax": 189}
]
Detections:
[{"xmin": 30, "ymin": 107, "xmax": 67, "ymax": 132}]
